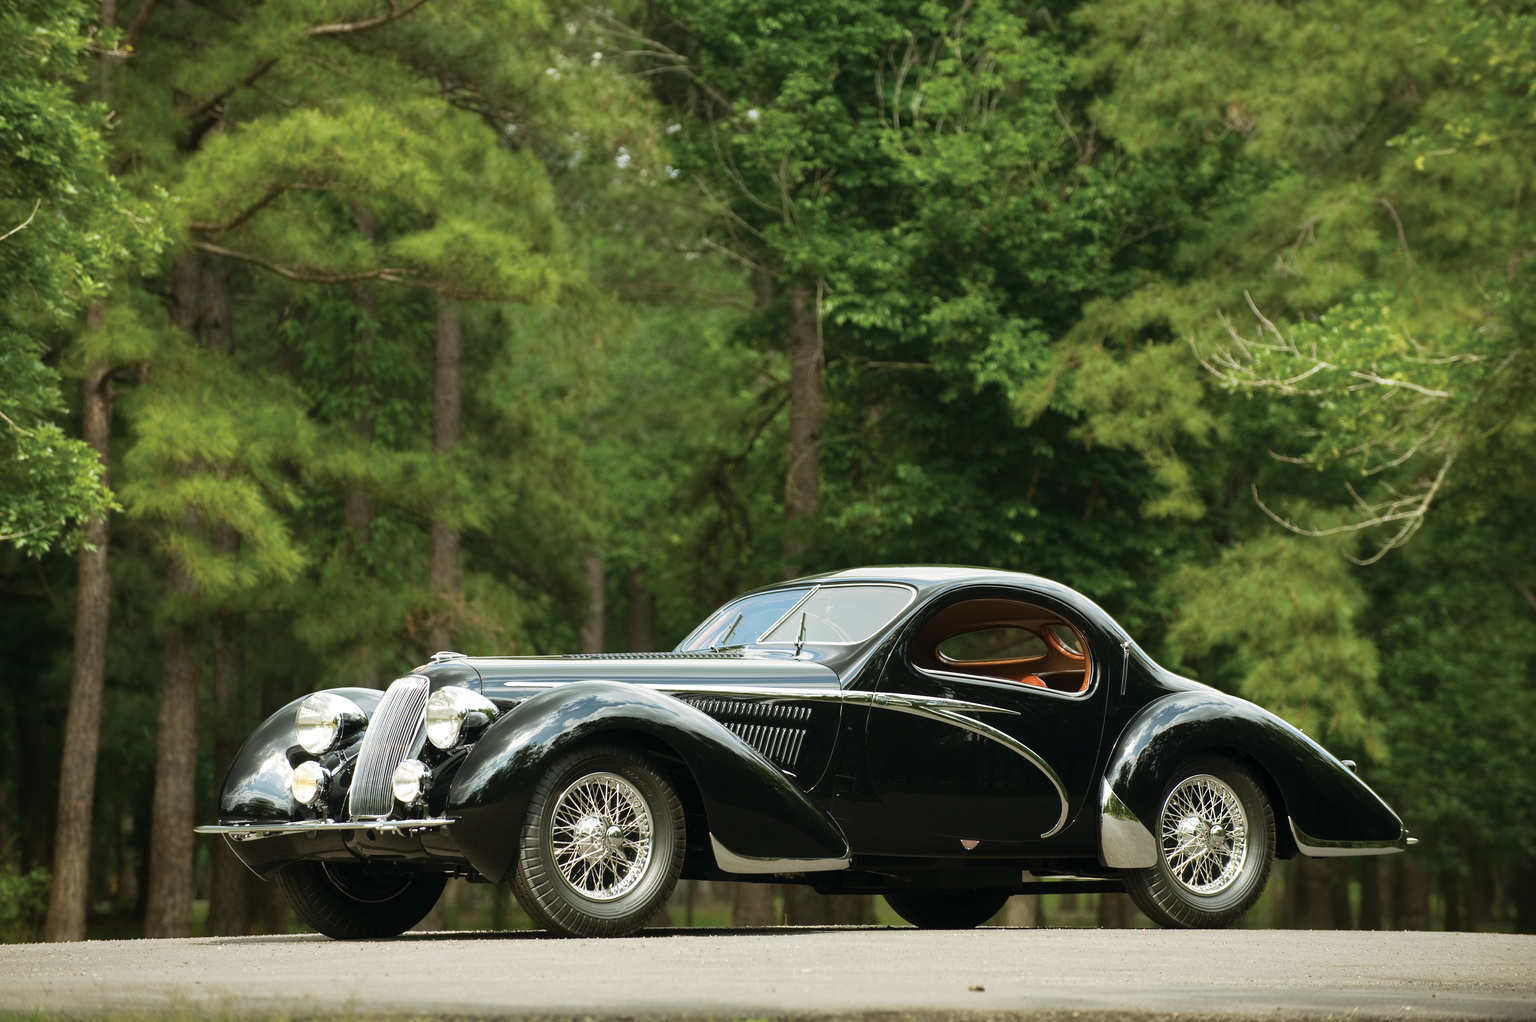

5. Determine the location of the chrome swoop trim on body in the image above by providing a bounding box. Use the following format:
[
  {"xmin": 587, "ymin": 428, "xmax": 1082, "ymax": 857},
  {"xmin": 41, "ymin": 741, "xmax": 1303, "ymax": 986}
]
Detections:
[
  {"xmin": 708, "ymin": 833, "xmax": 851, "ymax": 874},
  {"xmin": 1099, "ymin": 782, "xmax": 1158, "ymax": 868},
  {"xmin": 1289, "ymin": 818, "xmax": 1411, "ymax": 856}
]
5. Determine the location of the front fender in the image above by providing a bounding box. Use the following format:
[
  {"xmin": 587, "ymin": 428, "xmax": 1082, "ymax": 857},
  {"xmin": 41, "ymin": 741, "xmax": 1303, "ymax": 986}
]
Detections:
[
  {"xmin": 1103, "ymin": 690, "xmax": 1405, "ymax": 859},
  {"xmin": 218, "ymin": 687, "xmax": 386, "ymax": 822},
  {"xmin": 447, "ymin": 680, "xmax": 850, "ymax": 883}
]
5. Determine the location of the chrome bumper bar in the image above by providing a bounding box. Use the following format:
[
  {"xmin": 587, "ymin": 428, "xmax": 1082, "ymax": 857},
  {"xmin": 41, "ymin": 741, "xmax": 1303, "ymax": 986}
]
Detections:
[{"xmin": 194, "ymin": 818, "xmax": 454, "ymax": 842}]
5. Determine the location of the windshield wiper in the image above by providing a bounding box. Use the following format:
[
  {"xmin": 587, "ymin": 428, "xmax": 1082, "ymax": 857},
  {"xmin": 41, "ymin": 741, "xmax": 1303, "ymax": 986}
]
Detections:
[
  {"xmin": 794, "ymin": 612, "xmax": 808, "ymax": 657},
  {"xmin": 712, "ymin": 613, "xmax": 744, "ymax": 651}
]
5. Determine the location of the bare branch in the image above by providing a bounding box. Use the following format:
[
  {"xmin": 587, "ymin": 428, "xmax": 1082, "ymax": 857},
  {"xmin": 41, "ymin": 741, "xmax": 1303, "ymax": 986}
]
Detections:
[
  {"xmin": 1251, "ymin": 453, "xmax": 1456, "ymax": 565},
  {"xmin": 1373, "ymin": 197, "xmax": 1411, "ymax": 258},
  {"xmin": 193, "ymin": 240, "xmax": 409, "ymax": 285},
  {"xmin": 0, "ymin": 520, "xmax": 59, "ymax": 544},
  {"xmin": 1510, "ymin": 579, "xmax": 1536, "ymax": 619},
  {"xmin": 1345, "ymin": 370, "xmax": 1451, "ymax": 399},
  {"xmin": 190, "ymin": 184, "xmax": 287, "ymax": 236},
  {"xmin": 307, "ymin": 0, "xmax": 431, "ymax": 37},
  {"xmin": 0, "ymin": 406, "xmax": 36, "ymax": 438},
  {"xmin": 0, "ymin": 199, "xmax": 42, "ymax": 243},
  {"xmin": 124, "ymin": 0, "xmax": 160, "ymax": 51},
  {"xmin": 181, "ymin": 56, "xmax": 279, "ymax": 119}
]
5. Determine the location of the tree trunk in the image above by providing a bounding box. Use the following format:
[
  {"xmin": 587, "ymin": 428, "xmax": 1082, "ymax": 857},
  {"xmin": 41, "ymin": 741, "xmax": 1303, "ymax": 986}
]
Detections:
[
  {"xmin": 1287, "ymin": 855, "xmax": 1337, "ymax": 929},
  {"xmin": 205, "ymin": 607, "xmax": 256, "ymax": 936},
  {"xmin": 1393, "ymin": 857, "xmax": 1431, "ymax": 930},
  {"xmin": 1359, "ymin": 856, "xmax": 1385, "ymax": 930},
  {"xmin": 781, "ymin": 284, "xmax": 821, "ymax": 572},
  {"xmin": 731, "ymin": 883, "xmax": 776, "ymax": 926},
  {"xmin": 1514, "ymin": 855, "xmax": 1536, "ymax": 934},
  {"xmin": 43, "ymin": 341, "xmax": 114, "ymax": 942},
  {"xmin": 1098, "ymin": 891, "xmax": 1137, "ymax": 928},
  {"xmin": 427, "ymin": 300, "xmax": 461, "ymax": 656},
  {"xmin": 346, "ymin": 205, "xmax": 378, "ymax": 688},
  {"xmin": 143, "ymin": 559, "xmax": 199, "ymax": 939},
  {"xmin": 625, "ymin": 568, "xmax": 656, "ymax": 652},
  {"xmin": 580, "ymin": 553, "xmax": 605, "ymax": 654},
  {"xmin": 1004, "ymin": 895, "xmax": 1038, "ymax": 927}
]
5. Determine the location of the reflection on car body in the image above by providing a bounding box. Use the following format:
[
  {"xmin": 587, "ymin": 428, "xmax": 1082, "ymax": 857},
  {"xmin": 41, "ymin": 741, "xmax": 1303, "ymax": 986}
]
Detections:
[{"xmin": 198, "ymin": 565, "xmax": 1412, "ymax": 937}]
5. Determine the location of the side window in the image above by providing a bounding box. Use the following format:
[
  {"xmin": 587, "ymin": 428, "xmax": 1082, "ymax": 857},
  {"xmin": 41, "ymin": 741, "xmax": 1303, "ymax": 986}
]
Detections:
[
  {"xmin": 937, "ymin": 627, "xmax": 1048, "ymax": 664},
  {"xmin": 914, "ymin": 597, "xmax": 1092, "ymax": 694}
]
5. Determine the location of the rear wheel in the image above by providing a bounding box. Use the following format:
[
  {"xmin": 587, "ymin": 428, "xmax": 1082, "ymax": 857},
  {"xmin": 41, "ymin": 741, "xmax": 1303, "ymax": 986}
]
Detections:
[
  {"xmin": 1121, "ymin": 755, "xmax": 1275, "ymax": 929},
  {"xmin": 274, "ymin": 860, "xmax": 445, "ymax": 939},
  {"xmin": 885, "ymin": 888, "xmax": 1009, "ymax": 929},
  {"xmin": 512, "ymin": 742, "xmax": 685, "ymax": 937}
]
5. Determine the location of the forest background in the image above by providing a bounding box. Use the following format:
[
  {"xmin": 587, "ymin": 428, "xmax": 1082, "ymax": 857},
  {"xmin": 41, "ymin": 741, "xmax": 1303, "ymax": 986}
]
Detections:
[{"xmin": 1, "ymin": 0, "xmax": 1532, "ymax": 941}]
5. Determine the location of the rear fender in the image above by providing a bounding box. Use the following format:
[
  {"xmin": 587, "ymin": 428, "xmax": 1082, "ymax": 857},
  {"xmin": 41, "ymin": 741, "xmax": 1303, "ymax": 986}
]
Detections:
[
  {"xmin": 447, "ymin": 680, "xmax": 850, "ymax": 883},
  {"xmin": 1101, "ymin": 690, "xmax": 1405, "ymax": 865}
]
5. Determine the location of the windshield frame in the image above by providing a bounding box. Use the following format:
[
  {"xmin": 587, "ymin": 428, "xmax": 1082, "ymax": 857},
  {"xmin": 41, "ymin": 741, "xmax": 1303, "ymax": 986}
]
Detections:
[{"xmin": 678, "ymin": 582, "xmax": 917, "ymax": 651}]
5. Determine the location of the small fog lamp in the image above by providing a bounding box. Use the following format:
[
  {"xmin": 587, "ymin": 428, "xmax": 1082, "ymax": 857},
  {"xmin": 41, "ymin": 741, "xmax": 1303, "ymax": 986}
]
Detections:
[
  {"xmin": 392, "ymin": 759, "xmax": 431, "ymax": 805},
  {"xmin": 291, "ymin": 760, "xmax": 330, "ymax": 806}
]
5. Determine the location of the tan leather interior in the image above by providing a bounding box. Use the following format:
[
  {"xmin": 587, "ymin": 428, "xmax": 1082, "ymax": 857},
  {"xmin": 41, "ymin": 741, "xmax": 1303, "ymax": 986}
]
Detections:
[{"xmin": 913, "ymin": 598, "xmax": 1091, "ymax": 694}]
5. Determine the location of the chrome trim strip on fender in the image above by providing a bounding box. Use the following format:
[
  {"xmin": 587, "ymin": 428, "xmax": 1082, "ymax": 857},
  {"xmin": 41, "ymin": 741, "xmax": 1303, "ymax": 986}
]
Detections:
[
  {"xmin": 1290, "ymin": 817, "xmax": 1409, "ymax": 857},
  {"xmin": 193, "ymin": 818, "xmax": 455, "ymax": 842},
  {"xmin": 1099, "ymin": 782, "xmax": 1158, "ymax": 868},
  {"xmin": 708, "ymin": 833, "xmax": 850, "ymax": 874},
  {"xmin": 867, "ymin": 692, "xmax": 1070, "ymax": 839},
  {"xmin": 662, "ymin": 686, "xmax": 1067, "ymax": 839}
]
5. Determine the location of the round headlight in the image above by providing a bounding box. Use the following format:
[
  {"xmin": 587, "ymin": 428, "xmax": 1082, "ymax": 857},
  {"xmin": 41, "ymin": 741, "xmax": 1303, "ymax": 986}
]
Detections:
[
  {"xmin": 291, "ymin": 760, "xmax": 329, "ymax": 806},
  {"xmin": 295, "ymin": 692, "xmax": 366, "ymax": 756},
  {"xmin": 392, "ymin": 759, "xmax": 431, "ymax": 805},
  {"xmin": 425, "ymin": 687, "xmax": 499, "ymax": 750}
]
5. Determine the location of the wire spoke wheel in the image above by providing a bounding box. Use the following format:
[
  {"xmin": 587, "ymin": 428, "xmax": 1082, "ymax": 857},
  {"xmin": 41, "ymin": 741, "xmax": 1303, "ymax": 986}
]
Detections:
[
  {"xmin": 1159, "ymin": 774, "xmax": 1249, "ymax": 895},
  {"xmin": 513, "ymin": 742, "xmax": 684, "ymax": 938},
  {"xmin": 1120, "ymin": 755, "xmax": 1275, "ymax": 929},
  {"xmin": 549, "ymin": 771, "xmax": 654, "ymax": 902}
]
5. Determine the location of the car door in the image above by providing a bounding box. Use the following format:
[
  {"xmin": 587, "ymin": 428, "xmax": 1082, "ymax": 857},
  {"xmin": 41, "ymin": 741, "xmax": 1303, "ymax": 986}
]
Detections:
[{"xmin": 863, "ymin": 588, "xmax": 1111, "ymax": 843}]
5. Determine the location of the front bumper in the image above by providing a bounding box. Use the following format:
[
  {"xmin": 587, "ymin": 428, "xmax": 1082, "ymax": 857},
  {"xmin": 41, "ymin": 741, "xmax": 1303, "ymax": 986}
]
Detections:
[{"xmin": 194, "ymin": 818, "xmax": 455, "ymax": 841}]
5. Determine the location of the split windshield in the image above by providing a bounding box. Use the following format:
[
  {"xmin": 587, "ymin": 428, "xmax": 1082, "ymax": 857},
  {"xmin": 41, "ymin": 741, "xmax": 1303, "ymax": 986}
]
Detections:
[{"xmin": 677, "ymin": 584, "xmax": 915, "ymax": 651}]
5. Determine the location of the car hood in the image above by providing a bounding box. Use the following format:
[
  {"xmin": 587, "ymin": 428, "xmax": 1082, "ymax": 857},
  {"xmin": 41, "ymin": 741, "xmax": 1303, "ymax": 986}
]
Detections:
[{"xmin": 460, "ymin": 652, "xmax": 842, "ymax": 701}]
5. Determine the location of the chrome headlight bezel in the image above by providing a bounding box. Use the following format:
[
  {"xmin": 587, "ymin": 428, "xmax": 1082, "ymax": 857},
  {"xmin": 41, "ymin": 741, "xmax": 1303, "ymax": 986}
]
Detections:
[
  {"xmin": 294, "ymin": 692, "xmax": 367, "ymax": 756},
  {"xmin": 392, "ymin": 758, "xmax": 431, "ymax": 805},
  {"xmin": 290, "ymin": 760, "xmax": 330, "ymax": 806},
  {"xmin": 425, "ymin": 686, "xmax": 499, "ymax": 750}
]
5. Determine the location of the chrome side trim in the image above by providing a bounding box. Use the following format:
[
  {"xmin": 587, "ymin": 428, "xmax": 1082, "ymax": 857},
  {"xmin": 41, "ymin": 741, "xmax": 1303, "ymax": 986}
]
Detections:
[
  {"xmin": 1290, "ymin": 817, "xmax": 1408, "ymax": 857},
  {"xmin": 194, "ymin": 818, "xmax": 454, "ymax": 842},
  {"xmin": 708, "ymin": 833, "xmax": 850, "ymax": 874},
  {"xmin": 868, "ymin": 692, "xmax": 1070, "ymax": 838},
  {"xmin": 1099, "ymin": 782, "xmax": 1158, "ymax": 868}
]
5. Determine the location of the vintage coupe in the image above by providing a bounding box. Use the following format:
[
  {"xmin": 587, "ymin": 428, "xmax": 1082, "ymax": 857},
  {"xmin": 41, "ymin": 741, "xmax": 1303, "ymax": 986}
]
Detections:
[{"xmin": 199, "ymin": 566, "xmax": 1410, "ymax": 937}]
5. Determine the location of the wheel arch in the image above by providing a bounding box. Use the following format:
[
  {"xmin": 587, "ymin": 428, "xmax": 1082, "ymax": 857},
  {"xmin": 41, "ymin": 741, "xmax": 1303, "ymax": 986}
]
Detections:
[
  {"xmin": 446, "ymin": 680, "xmax": 849, "ymax": 883},
  {"xmin": 1103, "ymin": 689, "xmax": 1402, "ymax": 858}
]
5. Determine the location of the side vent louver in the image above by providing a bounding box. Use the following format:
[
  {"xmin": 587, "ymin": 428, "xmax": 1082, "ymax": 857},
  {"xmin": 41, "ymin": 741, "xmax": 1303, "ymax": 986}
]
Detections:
[{"xmin": 681, "ymin": 697, "xmax": 811, "ymax": 770}]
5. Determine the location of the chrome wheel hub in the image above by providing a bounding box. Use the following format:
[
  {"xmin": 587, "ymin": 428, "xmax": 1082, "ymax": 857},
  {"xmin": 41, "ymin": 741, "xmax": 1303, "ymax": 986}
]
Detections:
[
  {"xmin": 1160, "ymin": 775, "xmax": 1249, "ymax": 895},
  {"xmin": 549, "ymin": 771, "xmax": 653, "ymax": 901}
]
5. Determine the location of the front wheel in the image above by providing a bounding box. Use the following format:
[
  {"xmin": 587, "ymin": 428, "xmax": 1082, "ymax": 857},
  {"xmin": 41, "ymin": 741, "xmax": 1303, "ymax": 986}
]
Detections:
[
  {"xmin": 1121, "ymin": 755, "xmax": 1275, "ymax": 929},
  {"xmin": 274, "ymin": 860, "xmax": 445, "ymax": 939},
  {"xmin": 512, "ymin": 742, "xmax": 685, "ymax": 937},
  {"xmin": 884, "ymin": 888, "xmax": 1009, "ymax": 929}
]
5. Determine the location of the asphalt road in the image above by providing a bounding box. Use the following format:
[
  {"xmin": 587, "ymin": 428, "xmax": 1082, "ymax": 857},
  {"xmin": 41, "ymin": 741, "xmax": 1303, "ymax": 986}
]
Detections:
[{"xmin": 1, "ymin": 927, "xmax": 1532, "ymax": 1021}]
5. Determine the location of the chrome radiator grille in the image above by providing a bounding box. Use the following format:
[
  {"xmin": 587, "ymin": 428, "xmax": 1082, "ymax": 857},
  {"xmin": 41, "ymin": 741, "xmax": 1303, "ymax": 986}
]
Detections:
[
  {"xmin": 682, "ymin": 698, "xmax": 811, "ymax": 770},
  {"xmin": 349, "ymin": 675, "xmax": 429, "ymax": 818}
]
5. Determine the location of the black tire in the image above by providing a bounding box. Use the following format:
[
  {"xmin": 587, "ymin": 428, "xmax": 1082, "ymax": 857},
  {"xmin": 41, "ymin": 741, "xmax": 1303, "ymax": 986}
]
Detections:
[
  {"xmin": 274, "ymin": 860, "xmax": 445, "ymax": 939},
  {"xmin": 885, "ymin": 888, "xmax": 1009, "ymax": 929},
  {"xmin": 1121, "ymin": 754, "xmax": 1275, "ymax": 929},
  {"xmin": 512, "ymin": 742, "xmax": 685, "ymax": 937}
]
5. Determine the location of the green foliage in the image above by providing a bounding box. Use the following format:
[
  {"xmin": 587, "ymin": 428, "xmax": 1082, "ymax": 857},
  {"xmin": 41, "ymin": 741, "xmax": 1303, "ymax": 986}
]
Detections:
[
  {"xmin": 0, "ymin": 0, "xmax": 163, "ymax": 553},
  {"xmin": 0, "ymin": 867, "xmax": 50, "ymax": 943}
]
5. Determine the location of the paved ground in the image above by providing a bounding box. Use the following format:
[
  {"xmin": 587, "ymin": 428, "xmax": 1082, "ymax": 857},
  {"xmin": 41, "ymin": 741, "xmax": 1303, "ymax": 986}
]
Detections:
[{"xmin": 1, "ymin": 927, "xmax": 1532, "ymax": 1021}]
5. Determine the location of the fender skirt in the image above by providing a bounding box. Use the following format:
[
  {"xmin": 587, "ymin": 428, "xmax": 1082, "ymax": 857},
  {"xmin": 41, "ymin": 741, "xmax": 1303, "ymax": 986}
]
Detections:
[
  {"xmin": 1101, "ymin": 690, "xmax": 1405, "ymax": 861},
  {"xmin": 447, "ymin": 680, "xmax": 850, "ymax": 883}
]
